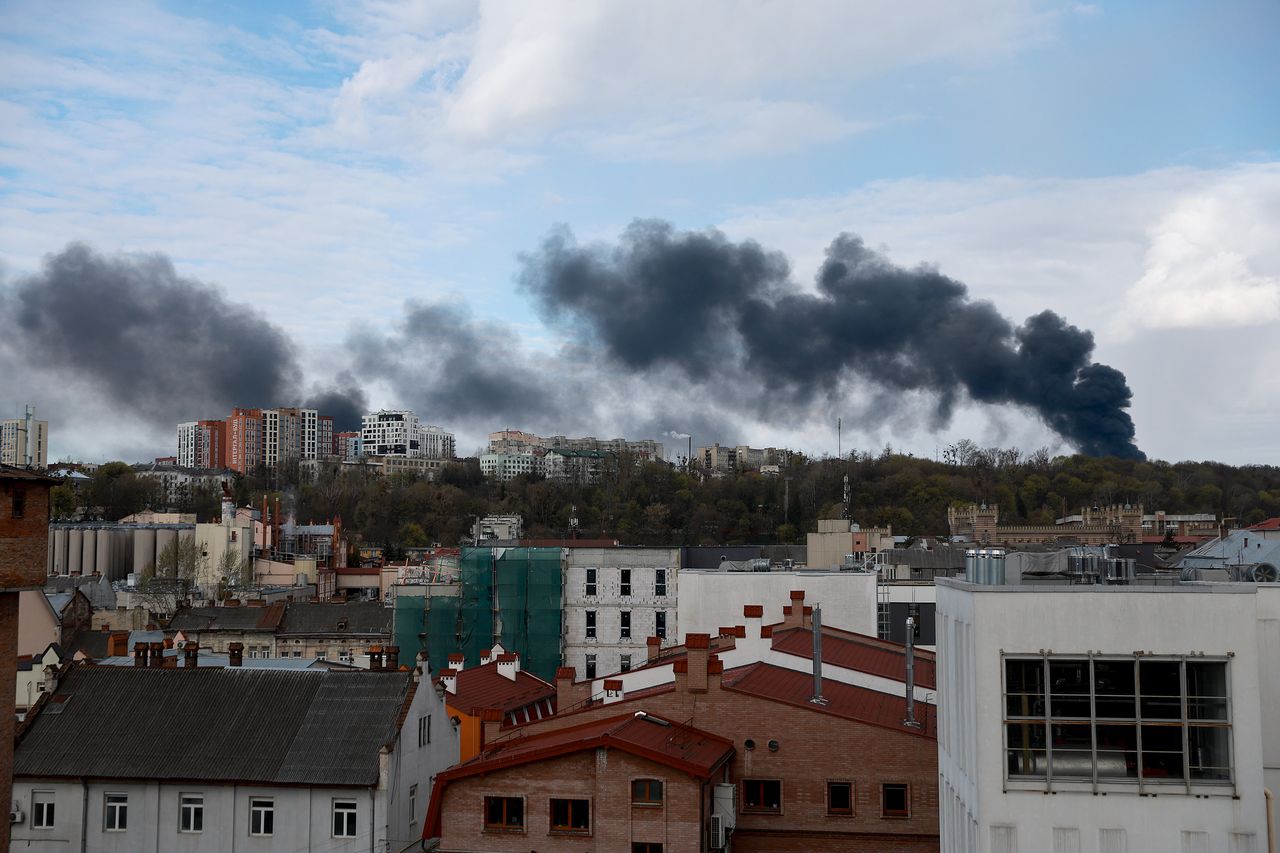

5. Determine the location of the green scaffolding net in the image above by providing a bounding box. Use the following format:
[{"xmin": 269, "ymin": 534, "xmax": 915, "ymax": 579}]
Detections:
[{"xmin": 392, "ymin": 547, "xmax": 563, "ymax": 682}]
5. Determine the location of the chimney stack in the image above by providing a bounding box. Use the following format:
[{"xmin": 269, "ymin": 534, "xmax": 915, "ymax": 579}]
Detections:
[
  {"xmin": 480, "ymin": 708, "xmax": 503, "ymax": 747},
  {"xmin": 683, "ymin": 633, "xmax": 710, "ymax": 693},
  {"xmin": 783, "ymin": 590, "xmax": 810, "ymax": 629},
  {"xmin": 183, "ymin": 641, "xmax": 199, "ymax": 668},
  {"xmin": 496, "ymin": 653, "xmax": 518, "ymax": 681},
  {"xmin": 228, "ymin": 642, "xmax": 244, "ymax": 667},
  {"xmin": 369, "ymin": 645, "xmax": 384, "ymax": 671},
  {"xmin": 646, "ymin": 636, "xmax": 662, "ymax": 662},
  {"xmin": 385, "ymin": 645, "xmax": 400, "ymax": 670},
  {"xmin": 439, "ymin": 668, "xmax": 457, "ymax": 694},
  {"xmin": 108, "ymin": 631, "xmax": 129, "ymax": 658},
  {"xmin": 133, "ymin": 642, "xmax": 147, "ymax": 667},
  {"xmin": 148, "ymin": 642, "xmax": 165, "ymax": 667},
  {"xmin": 555, "ymin": 666, "xmax": 581, "ymax": 710}
]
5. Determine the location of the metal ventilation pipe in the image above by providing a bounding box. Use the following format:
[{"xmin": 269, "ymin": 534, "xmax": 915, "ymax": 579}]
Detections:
[
  {"xmin": 903, "ymin": 616, "xmax": 921, "ymax": 729},
  {"xmin": 810, "ymin": 605, "xmax": 826, "ymax": 705}
]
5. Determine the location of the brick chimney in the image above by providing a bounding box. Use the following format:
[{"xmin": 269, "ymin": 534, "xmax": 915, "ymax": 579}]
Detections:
[
  {"xmin": 439, "ymin": 668, "xmax": 457, "ymax": 694},
  {"xmin": 228, "ymin": 642, "xmax": 244, "ymax": 667},
  {"xmin": 183, "ymin": 641, "xmax": 199, "ymax": 668},
  {"xmin": 707, "ymin": 654, "xmax": 724, "ymax": 691},
  {"xmin": 555, "ymin": 666, "xmax": 586, "ymax": 711},
  {"xmin": 369, "ymin": 645, "xmax": 384, "ymax": 671},
  {"xmin": 133, "ymin": 642, "xmax": 147, "ymax": 667},
  {"xmin": 480, "ymin": 708, "xmax": 503, "ymax": 747},
  {"xmin": 385, "ymin": 645, "xmax": 400, "ymax": 670},
  {"xmin": 603, "ymin": 678, "xmax": 624, "ymax": 702},
  {"xmin": 646, "ymin": 636, "xmax": 662, "ymax": 662},
  {"xmin": 224, "ymin": 598, "xmax": 240, "ymax": 607},
  {"xmin": 148, "ymin": 642, "xmax": 165, "ymax": 668},
  {"xmin": 108, "ymin": 631, "xmax": 130, "ymax": 658},
  {"xmin": 782, "ymin": 590, "xmax": 811, "ymax": 629},
  {"xmin": 683, "ymin": 633, "xmax": 710, "ymax": 693}
]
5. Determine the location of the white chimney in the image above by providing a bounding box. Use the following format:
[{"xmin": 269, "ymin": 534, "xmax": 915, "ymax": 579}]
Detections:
[
  {"xmin": 440, "ymin": 669, "xmax": 457, "ymax": 694},
  {"xmin": 496, "ymin": 655, "xmax": 518, "ymax": 681}
]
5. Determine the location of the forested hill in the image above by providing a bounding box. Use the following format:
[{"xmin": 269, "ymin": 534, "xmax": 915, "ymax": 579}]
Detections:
[{"xmin": 60, "ymin": 445, "xmax": 1280, "ymax": 549}]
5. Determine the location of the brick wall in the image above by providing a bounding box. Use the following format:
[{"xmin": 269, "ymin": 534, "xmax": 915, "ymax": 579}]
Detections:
[
  {"xmin": 0, "ymin": 479, "xmax": 50, "ymax": 590},
  {"xmin": 438, "ymin": 749, "xmax": 708, "ymax": 853}
]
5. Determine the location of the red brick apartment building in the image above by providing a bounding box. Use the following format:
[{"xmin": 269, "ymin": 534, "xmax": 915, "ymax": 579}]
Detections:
[
  {"xmin": 426, "ymin": 601, "xmax": 939, "ymax": 852},
  {"xmin": 227, "ymin": 407, "xmax": 262, "ymax": 473},
  {"xmin": 1, "ymin": 465, "xmax": 54, "ymax": 853}
]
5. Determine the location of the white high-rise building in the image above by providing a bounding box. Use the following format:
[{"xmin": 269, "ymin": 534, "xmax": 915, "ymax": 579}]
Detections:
[
  {"xmin": 1, "ymin": 410, "xmax": 49, "ymax": 468},
  {"xmin": 361, "ymin": 411, "xmax": 454, "ymax": 460}
]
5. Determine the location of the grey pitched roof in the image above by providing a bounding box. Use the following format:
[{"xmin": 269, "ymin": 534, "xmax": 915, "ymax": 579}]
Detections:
[
  {"xmin": 15, "ymin": 667, "xmax": 413, "ymax": 786},
  {"xmin": 168, "ymin": 604, "xmax": 283, "ymax": 632},
  {"xmin": 279, "ymin": 601, "xmax": 391, "ymax": 636}
]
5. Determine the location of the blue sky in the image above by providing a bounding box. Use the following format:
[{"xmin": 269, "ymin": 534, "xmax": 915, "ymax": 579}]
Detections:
[{"xmin": 1, "ymin": 0, "xmax": 1278, "ymax": 462}]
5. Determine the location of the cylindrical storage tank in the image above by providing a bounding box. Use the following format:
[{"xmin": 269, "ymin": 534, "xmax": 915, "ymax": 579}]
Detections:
[
  {"xmin": 989, "ymin": 549, "xmax": 1006, "ymax": 584},
  {"xmin": 113, "ymin": 529, "xmax": 129, "ymax": 580},
  {"xmin": 68, "ymin": 528, "xmax": 83, "ymax": 575},
  {"xmin": 965, "ymin": 549, "xmax": 977, "ymax": 582},
  {"xmin": 95, "ymin": 529, "xmax": 112, "ymax": 576},
  {"xmin": 52, "ymin": 527, "xmax": 67, "ymax": 575},
  {"xmin": 133, "ymin": 527, "xmax": 156, "ymax": 575},
  {"xmin": 81, "ymin": 527, "xmax": 97, "ymax": 575},
  {"xmin": 47, "ymin": 528, "xmax": 55, "ymax": 575},
  {"xmin": 155, "ymin": 528, "xmax": 178, "ymax": 576},
  {"xmin": 978, "ymin": 549, "xmax": 990, "ymax": 584}
]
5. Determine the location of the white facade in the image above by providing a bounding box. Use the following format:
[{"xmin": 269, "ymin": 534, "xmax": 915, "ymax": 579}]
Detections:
[
  {"xmin": 11, "ymin": 666, "xmax": 457, "ymax": 853},
  {"xmin": 677, "ymin": 569, "xmax": 878, "ymax": 638},
  {"xmin": 1, "ymin": 417, "xmax": 49, "ymax": 468},
  {"xmin": 361, "ymin": 410, "xmax": 454, "ymax": 460},
  {"xmin": 176, "ymin": 422, "xmax": 198, "ymax": 468},
  {"xmin": 563, "ymin": 547, "xmax": 680, "ymax": 679},
  {"xmin": 479, "ymin": 452, "xmax": 543, "ymax": 480},
  {"xmin": 935, "ymin": 579, "xmax": 1272, "ymax": 853}
]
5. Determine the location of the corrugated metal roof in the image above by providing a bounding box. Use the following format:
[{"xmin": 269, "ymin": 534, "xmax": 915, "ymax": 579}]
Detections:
[
  {"xmin": 724, "ymin": 662, "xmax": 936, "ymax": 739},
  {"xmin": 14, "ymin": 667, "xmax": 412, "ymax": 785},
  {"xmin": 770, "ymin": 626, "xmax": 937, "ymax": 689},
  {"xmin": 279, "ymin": 601, "xmax": 391, "ymax": 635}
]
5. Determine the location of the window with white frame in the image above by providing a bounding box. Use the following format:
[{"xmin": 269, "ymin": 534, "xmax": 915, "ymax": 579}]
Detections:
[
  {"xmin": 249, "ymin": 797, "xmax": 274, "ymax": 836},
  {"xmin": 409, "ymin": 784, "xmax": 418, "ymax": 824},
  {"xmin": 1004, "ymin": 655, "xmax": 1233, "ymax": 785},
  {"xmin": 654, "ymin": 569, "xmax": 667, "ymax": 597},
  {"xmin": 32, "ymin": 791, "xmax": 55, "ymax": 829},
  {"xmin": 418, "ymin": 714, "xmax": 431, "ymax": 746},
  {"xmin": 104, "ymin": 794, "xmax": 128, "ymax": 831},
  {"xmin": 179, "ymin": 794, "xmax": 203, "ymax": 833},
  {"xmin": 332, "ymin": 800, "xmax": 357, "ymax": 838}
]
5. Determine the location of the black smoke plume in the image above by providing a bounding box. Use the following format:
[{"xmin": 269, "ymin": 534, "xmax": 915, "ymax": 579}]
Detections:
[
  {"xmin": 305, "ymin": 375, "xmax": 367, "ymax": 432},
  {"xmin": 519, "ymin": 221, "xmax": 1144, "ymax": 459},
  {"xmin": 0, "ymin": 243, "xmax": 300, "ymax": 422}
]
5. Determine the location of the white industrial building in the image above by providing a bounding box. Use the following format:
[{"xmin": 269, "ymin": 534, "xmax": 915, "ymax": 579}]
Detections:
[
  {"xmin": 677, "ymin": 567, "xmax": 879, "ymax": 638},
  {"xmin": 1, "ymin": 410, "xmax": 48, "ymax": 468},
  {"xmin": 936, "ymin": 576, "xmax": 1279, "ymax": 853},
  {"xmin": 563, "ymin": 547, "xmax": 680, "ymax": 679},
  {"xmin": 478, "ymin": 452, "xmax": 543, "ymax": 481}
]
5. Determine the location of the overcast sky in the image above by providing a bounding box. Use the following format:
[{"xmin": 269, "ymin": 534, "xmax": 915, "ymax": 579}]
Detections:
[{"xmin": 1, "ymin": 0, "xmax": 1277, "ymax": 464}]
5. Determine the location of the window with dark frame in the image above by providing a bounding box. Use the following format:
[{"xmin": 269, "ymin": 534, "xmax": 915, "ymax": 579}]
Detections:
[
  {"xmin": 620, "ymin": 610, "xmax": 631, "ymax": 639},
  {"xmin": 179, "ymin": 794, "xmax": 203, "ymax": 833},
  {"xmin": 882, "ymin": 784, "xmax": 909, "ymax": 818},
  {"xmin": 742, "ymin": 779, "xmax": 782, "ymax": 813},
  {"xmin": 12, "ymin": 486, "xmax": 25, "ymax": 518},
  {"xmin": 1004, "ymin": 655, "xmax": 1233, "ymax": 785},
  {"xmin": 631, "ymin": 778, "xmax": 664, "ymax": 805},
  {"xmin": 585, "ymin": 654, "xmax": 597, "ymax": 679},
  {"xmin": 654, "ymin": 569, "xmax": 667, "ymax": 596},
  {"xmin": 104, "ymin": 794, "xmax": 127, "ymax": 831},
  {"xmin": 620, "ymin": 654, "xmax": 632, "ymax": 672},
  {"xmin": 655, "ymin": 610, "xmax": 667, "ymax": 639},
  {"xmin": 585, "ymin": 568, "xmax": 597, "ymax": 596},
  {"xmin": 585, "ymin": 610, "xmax": 596, "ymax": 639},
  {"xmin": 550, "ymin": 798, "xmax": 591, "ymax": 833},
  {"xmin": 620, "ymin": 569, "xmax": 632, "ymax": 596},
  {"xmin": 632, "ymin": 844, "xmax": 664, "ymax": 853},
  {"xmin": 827, "ymin": 781, "xmax": 853, "ymax": 815},
  {"xmin": 483, "ymin": 796, "xmax": 524, "ymax": 830}
]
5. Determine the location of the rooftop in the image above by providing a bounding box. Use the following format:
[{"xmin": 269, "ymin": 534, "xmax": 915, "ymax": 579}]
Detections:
[
  {"xmin": 440, "ymin": 659, "xmax": 556, "ymax": 716},
  {"xmin": 769, "ymin": 625, "xmax": 937, "ymax": 690},
  {"xmin": 15, "ymin": 666, "xmax": 414, "ymax": 786},
  {"xmin": 168, "ymin": 603, "xmax": 285, "ymax": 632},
  {"xmin": 278, "ymin": 601, "xmax": 391, "ymax": 635}
]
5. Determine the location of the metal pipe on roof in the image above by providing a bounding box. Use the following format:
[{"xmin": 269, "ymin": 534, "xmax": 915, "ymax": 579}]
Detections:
[
  {"xmin": 903, "ymin": 617, "xmax": 921, "ymax": 729},
  {"xmin": 809, "ymin": 605, "xmax": 826, "ymax": 705}
]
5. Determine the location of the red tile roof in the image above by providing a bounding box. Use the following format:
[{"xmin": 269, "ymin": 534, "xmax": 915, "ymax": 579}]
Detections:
[
  {"xmin": 1250, "ymin": 517, "xmax": 1280, "ymax": 531},
  {"xmin": 439, "ymin": 662, "xmax": 556, "ymax": 716},
  {"xmin": 424, "ymin": 711, "xmax": 733, "ymax": 837},
  {"xmin": 723, "ymin": 662, "xmax": 937, "ymax": 739},
  {"xmin": 770, "ymin": 626, "xmax": 937, "ymax": 690}
]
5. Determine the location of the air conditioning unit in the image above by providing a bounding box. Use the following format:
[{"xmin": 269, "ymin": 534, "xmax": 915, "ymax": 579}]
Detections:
[
  {"xmin": 710, "ymin": 813, "xmax": 726, "ymax": 849},
  {"xmin": 10, "ymin": 809, "xmax": 25, "ymax": 825}
]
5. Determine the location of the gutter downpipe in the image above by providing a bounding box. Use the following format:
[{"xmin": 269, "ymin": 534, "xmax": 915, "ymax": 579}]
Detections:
[
  {"xmin": 80, "ymin": 778, "xmax": 89, "ymax": 853},
  {"xmin": 1266, "ymin": 788, "xmax": 1276, "ymax": 853}
]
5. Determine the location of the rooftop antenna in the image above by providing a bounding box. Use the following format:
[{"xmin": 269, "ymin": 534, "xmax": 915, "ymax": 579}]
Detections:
[
  {"xmin": 842, "ymin": 474, "xmax": 851, "ymax": 521},
  {"xmin": 837, "ymin": 417, "xmax": 842, "ymax": 460}
]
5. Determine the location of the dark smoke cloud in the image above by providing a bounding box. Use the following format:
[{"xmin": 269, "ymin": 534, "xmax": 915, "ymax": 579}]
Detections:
[
  {"xmin": 520, "ymin": 221, "xmax": 1144, "ymax": 459},
  {"xmin": 0, "ymin": 243, "xmax": 300, "ymax": 423},
  {"xmin": 305, "ymin": 374, "xmax": 367, "ymax": 432}
]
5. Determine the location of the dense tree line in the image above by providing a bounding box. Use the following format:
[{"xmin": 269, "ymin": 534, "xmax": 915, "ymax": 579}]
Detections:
[{"xmin": 55, "ymin": 443, "xmax": 1280, "ymax": 549}]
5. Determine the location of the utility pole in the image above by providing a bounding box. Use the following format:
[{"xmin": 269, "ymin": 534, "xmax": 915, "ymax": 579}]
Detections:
[{"xmin": 837, "ymin": 417, "xmax": 842, "ymax": 460}]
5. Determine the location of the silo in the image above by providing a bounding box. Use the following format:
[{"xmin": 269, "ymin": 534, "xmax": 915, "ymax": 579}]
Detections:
[
  {"xmin": 95, "ymin": 529, "xmax": 112, "ymax": 576},
  {"xmin": 989, "ymin": 549, "xmax": 1006, "ymax": 584},
  {"xmin": 81, "ymin": 527, "xmax": 97, "ymax": 575},
  {"xmin": 133, "ymin": 527, "xmax": 156, "ymax": 575},
  {"xmin": 155, "ymin": 527, "xmax": 178, "ymax": 576},
  {"xmin": 964, "ymin": 549, "xmax": 977, "ymax": 582},
  {"xmin": 47, "ymin": 528, "xmax": 55, "ymax": 575},
  {"xmin": 68, "ymin": 528, "xmax": 83, "ymax": 574},
  {"xmin": 52, "ymin": 527, "xmax": 67, "ymax": 576}
]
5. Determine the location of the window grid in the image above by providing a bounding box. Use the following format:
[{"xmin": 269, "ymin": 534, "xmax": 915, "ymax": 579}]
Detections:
[
  {"xmin": 1003, "ymin": 654, "xmax": 1233, "ymax": 789},
  {"xmin": 332, "ymin": 800, "xmax": 357, "ymax": 838},
  {"xmin": 483, "ymin": 796, "xmax": 524, "ymax": 831},
  {"xmin": 32, "ymin": 792, "xmax": 54, "ymax": 829},
  {"xmin": 631, "ymin": 778, "xmax": 664, "ymax": 805},
  {"xmin": 104, "ymin": 794, "xmax": 127, "ymax": 832},
  {"xmin": 549, "ymin": 798, "xmax": 591, "ymax": 833},
  {"xmin": 742, "ymin": 779, "xmax": 782, "ymax": 813},
  {"xmin": 654, "ymin": 569, "xmax": 666, "ymax": 597},
  {"xmin": 249, "ymin": 798, "xmax": 274, "ymax": 836},
  {"xmin": 620, "ymin": 611, "xmax": 631, "ymax": 639},
  {"xmin": 585, "ymin": 568, "xmax": 597, "ymax": 597},
  {"xmin": 585, "ymin": 610, "xmax": 596, "ymax": 640},
  {"xmin": 620, "ymin": 569, "xmax": 631, "ymax": 596},
  {"xmin": 179, "ymin": 794, "xmax": 203, "ymax": 833}
]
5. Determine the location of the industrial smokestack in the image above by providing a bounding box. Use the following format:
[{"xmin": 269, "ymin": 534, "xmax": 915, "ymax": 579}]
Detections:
[
  {"xmin": 810, "ymin": 604, "xmax": 827, "ymax": 706},
  {"xmin": 903, "ymin": 617, "xmax": 921, "ymax": 729}
]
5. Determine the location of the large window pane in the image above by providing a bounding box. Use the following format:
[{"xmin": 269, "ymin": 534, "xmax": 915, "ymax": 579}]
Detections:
[
  {"xmin": 1140, "ymin": 725, "xmax": 1185, "ymax": 779},
  {"xmin": 1006, "ymin": 723, "xmax": 1046, "ymax": 777},
  {"xmin": 1093, "ymin": 660, "xmax": 1136, "ymax": 719},
  {"xmin": 1050, "ymin": 722, "xmax": 1094, "ymax": 778},
  {"xmin": 1049, "ymin": 660, "xmax": 1091, "ymax": 718},
  {"xmin": 1005, "ymin": 659, "xmax": 1046, "ymax": 718},
  {"xmin": 1188, "ymin": 726, "xmax": 1231, "ymax": 781},
  {"xmin": 1186, "ymin": 662, "xmax": 1229, "ymax": 721},
  {"xmin": 1094, "ymin": 725, "xmax": 1138, "ymax": 778},
  {"xmin": 1139, "ymin": 661, "xmax": 1182, "ymax": 720}
]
